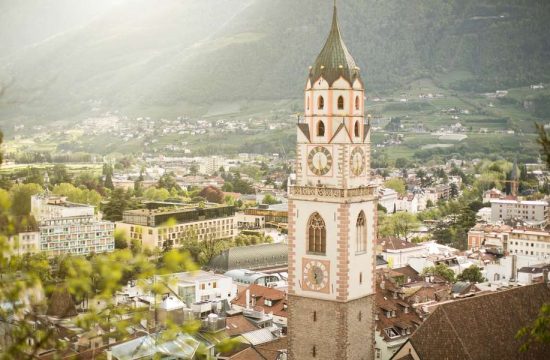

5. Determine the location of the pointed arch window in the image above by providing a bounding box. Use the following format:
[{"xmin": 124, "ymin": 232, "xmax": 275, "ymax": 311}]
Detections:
[
  {"xmin": 318, "ymin": 96, "xmax": 325, "ymax": 110},
  {"xmin": 356, "ymin": 211, "xmax": 367, "ymax": 253},
  {"xmin": 354, "ymin": 121, "xmax": 360, "ymax": 137},
  {"xmin": 308, "ymin": 212, "xmax": 326, "ymax": 254},
  {"xmin": 317, "ymin": 121, "xmax": 325, "ymax": 137},
  {"xmin": 355, "ymin": 95, "xmax": 360, "ymax": 110},
  {"xmin": 337, "ymin": 96, "xmax": 344, "ymax": 110},
  {"xmin": 307, "ymin": 96, "xmax": 310, "ymax": 111}
]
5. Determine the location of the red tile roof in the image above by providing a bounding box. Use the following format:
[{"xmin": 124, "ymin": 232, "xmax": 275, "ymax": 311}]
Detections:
[{"xmin": 232, "ymin": 284, "xmax": 288, "ymax": 318}]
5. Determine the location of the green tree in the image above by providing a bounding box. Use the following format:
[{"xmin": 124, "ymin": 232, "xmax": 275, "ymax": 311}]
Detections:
[
  {"xmin": 380, "ymin": 212, "xmax": 420, "ymax": 241},
  {"xmin": 10, "ymin": 183, "xmax": 43, "ymax": 216},
  {"xmin": 516, "ymin": 303, "xmax": 550, "ymax": 352},
  {"xmin": 102, "ymin": 188, "xmax": 135, "ymax": 221},
  {"xmin": 457, "ymin": 265, "xmax": 484, "ymax": 283},
  {"xmin": 221, "ymin": 182, "xmax": 234, "ymax": 192},
  {"xmin": 52, "ymin": 183, "xmax": 102, "ymax": 208},
  {"xmin": 536, "ymin": 123, "xmax": 550, "ymax": 169},
  {"xmin": 422, "ymin": 263, "xmax": 455, "ymax": 283},
  {"xmin": 450, "ymin": 183, "xmax": 459, "ymax": 198},
  {"xmin": 104, "ymin": 171, "xmax": 114, "ymax": 190},
  {"xmin": 114, "ymin": 228, "xmax": 129, "ymax": 249},
  {"xmin": 189, "ymin": 163, "xmax": 199, "ymax": 176},
  {"xmin": 395, "ymin": 157, "xmax": 409, "ymax": 169},
  {"xmin": 158, "ymin": 172, "xmax": 181, "ymax": 192},
  {"xmin": 384, "ymin": 178, "xmax": 406, "ymax": 195},
  {"xmin": 262, "ymin": 193, "xmax": 279, "ymax": 205},
  {"xmin": 49, "ymin": 164, "xmax": 72, "ymax": 185},
  {"xmin": 143, "ymin": 187, "xmax": 171, "ymax": 201}
]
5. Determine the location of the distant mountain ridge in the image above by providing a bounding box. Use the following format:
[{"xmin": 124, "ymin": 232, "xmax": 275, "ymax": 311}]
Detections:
[{"xmin": 0, "ymin": 0, "xmax": 549, "ymax": 123}]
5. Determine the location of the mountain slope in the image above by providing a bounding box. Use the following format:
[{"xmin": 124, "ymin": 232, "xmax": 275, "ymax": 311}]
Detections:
[{"xmin": 0, "ymin": 0, "xmax": 549, "ymax": 123}]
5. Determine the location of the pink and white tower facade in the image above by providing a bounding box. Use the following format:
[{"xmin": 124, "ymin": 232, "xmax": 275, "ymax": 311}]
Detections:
[{"xmin": 287, "ymin": 3, "xmax": 377, "ymax": 359}]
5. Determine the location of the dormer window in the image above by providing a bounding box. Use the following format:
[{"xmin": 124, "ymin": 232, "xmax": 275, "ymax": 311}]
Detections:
[
  {"xmin": 265, "ymin": 299, "xmax": 273, "ymax": 307},
  {"xmin": 337, "ymin": 96, "xmax": 344, "ymax": 110},
  {"xmin": 318, "ymin": 96, "xmax": 325, "ymax": 110}
]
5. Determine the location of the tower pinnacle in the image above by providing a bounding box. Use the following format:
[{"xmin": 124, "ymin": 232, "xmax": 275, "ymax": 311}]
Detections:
[{"xmin": 308, "ymin": 1, "xmax": 361, "ymax": 87}]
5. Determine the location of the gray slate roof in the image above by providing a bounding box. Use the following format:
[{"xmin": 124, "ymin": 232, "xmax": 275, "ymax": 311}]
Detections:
[{"xmin": 308, "ymin": 5, "xmax": 362, "ymax": 87}]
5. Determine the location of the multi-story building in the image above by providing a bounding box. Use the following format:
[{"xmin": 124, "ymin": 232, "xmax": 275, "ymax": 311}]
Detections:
[
  {"xmin": 467, "ymin": 224, "xmax": 512, "ymax": 251},
  {"xmin": 116, "ymin": 204, "xmax": 236, "ymax": 249},
  {"xmin": 490, "ymin": 199, "xmax": 548, "ymax": 225},
  {"xmin": 506, "ymin": 228, "xmax": 550, "ymax": 260},
  {"xmin": 31, "ymin": 195, "xmax": 115, "ymax": 256},
  {"xmin": 7, "ymin": 231, "xmax": 40, "ymax": 257},
  {"xmin": 154, "ymin": 270, "xmax": 237, "ymax": 308},
  {"xmin": 244, "ymin": 204, "xmax": 288, "ymax": 228}
]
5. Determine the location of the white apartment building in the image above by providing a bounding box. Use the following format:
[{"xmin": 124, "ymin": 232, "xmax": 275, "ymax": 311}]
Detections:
[
  {"xmin": 507, "ymin": 228, "xmax": 550, "ymax": 260},
  {"xmin": 378, "ymin": 187, "xmax": 398, "ymax": 213},
  {"xmin": 7, "ymin": 231, "xmax": 40, "ymax": 257},
  {"xmin": 31, "ymin": 195, "xmax": 115, "ymax": 256},
  {"xmin": 490, "ymin": 199, "xmax": 548, "ymax": 225},
  {"xmin": 396, "ymin": 193, "xmax": 418, "ymax": 213},
  {"xmin": 154, "ymin": 271, "xmax": 237, "ymax": 307}
]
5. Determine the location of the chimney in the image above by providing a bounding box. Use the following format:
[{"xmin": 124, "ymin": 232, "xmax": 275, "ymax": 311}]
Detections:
[
  {"xmin": 511, "ymin": 255, "xmax": 517, "ymax": 282},
  {"xmin": 246, "ymin": 289, "xmax": 250, "ymax": 310}
]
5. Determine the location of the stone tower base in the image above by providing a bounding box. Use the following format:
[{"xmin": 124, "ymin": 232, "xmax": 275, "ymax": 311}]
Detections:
[{"xmin": 287, "ymin": 294, "xmax": 375, "ymax": 360}]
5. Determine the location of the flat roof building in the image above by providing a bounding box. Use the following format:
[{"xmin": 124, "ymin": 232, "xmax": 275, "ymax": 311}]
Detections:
[
  {"xmin": 116, "ymin": 204, "xmax": 236, "ymax": 250},
  {"xmin": 490, "ymin": 199, "xmax": 548, "ymax": 225},
  {"xmin": 31, "ymin": 194, "xmax": 114, "ymax": 257}
]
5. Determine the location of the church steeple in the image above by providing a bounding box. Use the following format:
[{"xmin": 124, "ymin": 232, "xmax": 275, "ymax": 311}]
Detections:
[{"xmin": 308, "ymin": 2, "xmax": 361, "ymax": 86}]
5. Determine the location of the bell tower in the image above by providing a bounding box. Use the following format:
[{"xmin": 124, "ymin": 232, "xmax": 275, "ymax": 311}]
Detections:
[{"xmin": 287, "ymin": 2, "xmax": 377, "ymax": 359}]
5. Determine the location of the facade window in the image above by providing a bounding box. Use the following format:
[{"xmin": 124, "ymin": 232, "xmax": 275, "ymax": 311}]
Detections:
[
  {"xmin": 307, "ymin": 96, "xmax": 310, "ymax": 110},
  {"xmin": 355, "ymin": 95, "xmax": 360, "ymax": 110},
  {"xmin": 337, "ymin": 95, "xmax": 344, "ymax": 110},
  {"xmin": 312, "ymin": 345, "xmax": 317, "ymax": 357},
  {"xmin": 308, "ymin": 213, "xmax": 326, "ymax": 254},
  {"xmin": 313, "ymin": 311, "xmax": 317, "ymax": 322},
  {"xmin": 317, "ymin": 121, "xmax": 325, "ymax": 137},
  {"xmin": 354, "ymin": 121, "xmax": 360, "ymax": 137},
  {"xmin": 318, "ymin": 96, "xmax": 324, "ymax": 110},
  {"xmin": 356, "ymin": 211, "xmax": 367, "ymax": 253}
]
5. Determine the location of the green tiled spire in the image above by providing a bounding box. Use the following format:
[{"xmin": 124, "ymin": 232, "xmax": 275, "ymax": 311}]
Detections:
[{"xmin": 309, "ymin": 2, "xmax": 362, "ymax": 86}]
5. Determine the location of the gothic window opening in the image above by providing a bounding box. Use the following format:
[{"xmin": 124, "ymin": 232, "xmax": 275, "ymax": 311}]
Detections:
[
  {"xmin": 317, "ymin": 121, "xmax": 325, "ymax": 137},
  {"xmin": 354, "ymin": 120, "xmax": 360, "ymax": 137},
  {"xmin": 318, "ymin": 96, "xmax": 325, "ymax": 110},
  {"xmin": 355, "ymin": 95, "xmax": 360, "ymax": 110},
  {"xmin": 308, "ymin": 213, "xmax": 326, "ymax": 254},
  {"xmin": 356, "ymin": 211, "xmax": 367, "ymax": 253},
  {"xmin": 338, "ymin": 95, "xmax": 344, "ymax": 110},
  {"xmin": 307, "ymin": 96, "xmax": 310, "ymax": 110}
]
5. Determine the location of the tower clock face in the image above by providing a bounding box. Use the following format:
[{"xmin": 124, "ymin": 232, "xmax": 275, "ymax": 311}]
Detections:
[
  {"xmin": 307, "ymin": 146, "xmax": 333, "ymax": 176},
  {"xmin": 302, "ymin": 259, "xmax": 330, "ymax": 293},
  {"xmin": 350, "ymin": 147, "xmax": 365, "ymax": 176}
]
